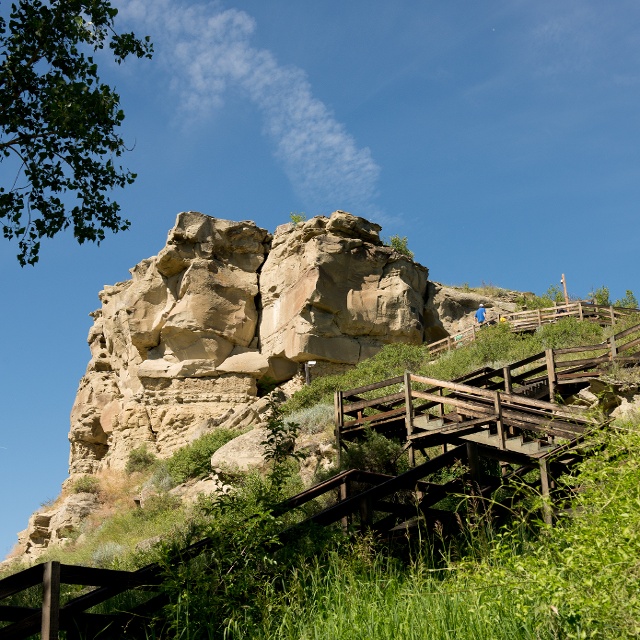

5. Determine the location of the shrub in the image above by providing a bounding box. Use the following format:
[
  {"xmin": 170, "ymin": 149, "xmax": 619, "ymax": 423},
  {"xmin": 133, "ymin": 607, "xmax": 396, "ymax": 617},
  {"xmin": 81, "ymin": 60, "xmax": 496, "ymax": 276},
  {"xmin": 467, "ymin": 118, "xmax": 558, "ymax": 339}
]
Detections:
[
  {"xmin": 289, "ymin": 212, "xmax": 306, "ymax": 224},
  {"xmin": 126, "ymin": 444, "xmax": 157, "ymax": 475},
  {"xmin": 288, "ymin": 403, "xmax": 334, "ymax": 435},
  {"xmin": 92, "ymin": 542, "xmax": 125, "ymax": 568},
  {"xmin": 72, "ymin": 475, "xmax": 100, "ymax": 494},
  {"xmin": 535, "ymin": 316, "xmax": 603, "ymax": 350},
  {"xmin": 615, "ymin": 289, "xmax": 638, "ymax": 309},
  {"xmin": 589, "ymin": 285, "xmax": 611, "ymax": 306},
  {"xmin": 388, "ymin": 234, "xmax": 414, "ymax": 259},
  {"xmin": 166, "ymin": 430, "xmax": 237, "ymax": 484},
  {"xmin": 341, "ymin": 430, "xmax": 408, "ymax": 476}
]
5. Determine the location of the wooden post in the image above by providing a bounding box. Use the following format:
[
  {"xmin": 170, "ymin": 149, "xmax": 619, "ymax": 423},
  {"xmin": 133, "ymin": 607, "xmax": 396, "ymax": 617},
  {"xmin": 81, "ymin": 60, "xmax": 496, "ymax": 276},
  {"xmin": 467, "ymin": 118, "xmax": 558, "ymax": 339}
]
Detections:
[
  {"xmin": 466, "ymin": 442, "xmax": 481, "ymax": 484},
  {"xmin": 609, "ymin": 305, "xmax": 615, "ymax": 326},
  {"xmin": 537, "ymin": 309, "xmax": 542, "ymax": 327},
  {"xmin": 539, "ymin": 459, "xmax": 553, "ymax": 526},
  {"xmin": 578, "ymin": 302, "xmax": 584, "ymax": 321},
  {"xmin": 502, "ymin": 366, "xmax": 512, "ymax": 394},
  {"xmin": 404, "ymin": 371, "xmax": 415, "ymax": 467},
  {"xmin": 438, "ymin": 388, "xmax": 447, "ymax": 453},
  {"xmin": 359, "ymin": 495, "xmax": 373, "ymax": 531},
  {"xmin": 334, "ymin": 391, "xmax": 343, "ymax": 468},
  {"xmin": 340, "ymin": 479, "xmax": 349, "ymax": 532},
  {"xmin": 561, "ymin": 273, "xmax": 569, "ymax": 306},
  {"xmin": 610, "ymin": 333, "xmax": 617, "ymax": 362},
  {"xmin": 41, "ymin": 561, "xmax": 61, "ymax": 640},
  {"xmin": 494, "ymin": 392, "xmax": 506, "ymax": 450},
  {"xmin": 545, "ymin": 349, "xmax": 557, "ymax": 403}
]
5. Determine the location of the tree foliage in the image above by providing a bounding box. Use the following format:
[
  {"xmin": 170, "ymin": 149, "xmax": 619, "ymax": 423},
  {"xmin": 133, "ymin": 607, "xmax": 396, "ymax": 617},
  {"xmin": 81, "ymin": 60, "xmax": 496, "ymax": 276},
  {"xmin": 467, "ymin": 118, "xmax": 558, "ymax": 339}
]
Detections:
[
  {"xmin": 388, "ymin": 234, "xmax": 414, "ymax": 259},
  {"xmin": 615, "ymin": 289, "xmax": 638, "ymax": 309},
  {"xmin": 0, "ymin": 0, "xmax": 152, "ymax": 265}
]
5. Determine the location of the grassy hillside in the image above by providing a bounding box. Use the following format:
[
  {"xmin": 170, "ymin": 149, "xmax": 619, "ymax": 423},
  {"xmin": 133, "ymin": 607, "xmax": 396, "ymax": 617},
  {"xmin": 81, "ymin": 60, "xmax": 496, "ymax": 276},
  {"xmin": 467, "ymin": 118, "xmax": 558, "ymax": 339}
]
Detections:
[{"xmin": 3, "ymin": 316, "xmax": 639, "ymax": 639}]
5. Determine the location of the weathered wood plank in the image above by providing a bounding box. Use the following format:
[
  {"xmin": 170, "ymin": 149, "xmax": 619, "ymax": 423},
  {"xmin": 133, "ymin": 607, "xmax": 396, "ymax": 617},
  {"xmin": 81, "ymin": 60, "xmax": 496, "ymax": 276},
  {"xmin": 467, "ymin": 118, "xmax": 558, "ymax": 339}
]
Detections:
[
  {"xmin": 343, "ymin": 392, "xmax": 405, "ymax": 413},
  {"xmin": 410, "ymin": 375, "xmax": 496, "ymax": 399},
  {"xmin": 342, "ymin": 376, "xmax": 404, "ymax": 398},
  {"xmin": 0, "ymin": 565, "xmax": 43, "ymax": 600},
  {"xmin": 342, "ymin": 406, "xmax": 407, "ymax": 429}
]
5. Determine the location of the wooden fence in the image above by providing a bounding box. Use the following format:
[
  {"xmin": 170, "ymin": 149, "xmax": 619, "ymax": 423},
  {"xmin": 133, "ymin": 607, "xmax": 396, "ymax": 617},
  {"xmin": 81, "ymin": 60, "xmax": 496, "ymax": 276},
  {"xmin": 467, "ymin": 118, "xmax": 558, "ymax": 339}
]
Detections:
[{"xmin": 426, "ymin": 301, "xmax": 640, "ymax": 359}]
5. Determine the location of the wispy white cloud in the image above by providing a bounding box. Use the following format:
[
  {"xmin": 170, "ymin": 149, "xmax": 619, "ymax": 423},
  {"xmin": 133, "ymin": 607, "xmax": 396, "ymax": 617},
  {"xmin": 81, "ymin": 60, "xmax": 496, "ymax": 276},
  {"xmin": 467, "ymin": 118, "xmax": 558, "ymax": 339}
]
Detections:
[{"xmin": 116, "ymin": 0, "xmax": 380, "ymax": 214}]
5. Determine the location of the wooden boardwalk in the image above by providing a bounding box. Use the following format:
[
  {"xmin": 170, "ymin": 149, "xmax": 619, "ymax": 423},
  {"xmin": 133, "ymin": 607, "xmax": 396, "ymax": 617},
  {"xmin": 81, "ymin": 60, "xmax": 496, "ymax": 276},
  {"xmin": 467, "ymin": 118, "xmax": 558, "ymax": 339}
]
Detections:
[
  {"xmin": 1, "ymin": 315, "xmax": 639, "ymax": 638},
  {"xmin": 426, "ymin": 300, "xmax": 638, "ymax": 358}
]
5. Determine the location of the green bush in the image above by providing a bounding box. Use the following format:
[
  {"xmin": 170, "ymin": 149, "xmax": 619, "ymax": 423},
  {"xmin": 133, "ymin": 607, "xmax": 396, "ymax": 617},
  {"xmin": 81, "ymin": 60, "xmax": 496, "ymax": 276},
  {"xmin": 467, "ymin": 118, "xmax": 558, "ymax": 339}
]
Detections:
[
  {"xmin": 341, "ymin": 429, "xmax": 408, "ymax": 476},
  {"xmin": 72, "ymin": 475, "xmax": 100, "ymax": 494},
  {"xmin": 287, "ymin": 403, "xmax": 336, "ymax": 435},
  {"xmin": 615, "ymin": 289, "xmax": 638, "ymax": 309},
  {"xmin": 166, "ymin": 430, "xmax": 237, "ymax": 484},
  {"xmin": 589, "ymin": 285, "xmax": 611, "ymax": 306},
  {"xmin": 388, "ymin": 234, "xmax": 414, "ymax": 259},
  {"xmin": 289, "ymin": 212, "xmax": 306, "ymax": 224},
  {"xmin": 126, "ymin": 444, "xmax": 157, "ymax": 475}
]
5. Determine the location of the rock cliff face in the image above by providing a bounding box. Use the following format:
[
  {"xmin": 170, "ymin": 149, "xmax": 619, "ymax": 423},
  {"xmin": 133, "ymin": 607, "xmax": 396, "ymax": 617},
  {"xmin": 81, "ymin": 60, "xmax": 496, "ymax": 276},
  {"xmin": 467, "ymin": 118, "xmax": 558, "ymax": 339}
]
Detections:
[{"xmin": 68, "ymin": 211, "xmax": 430, "ymax": 475}]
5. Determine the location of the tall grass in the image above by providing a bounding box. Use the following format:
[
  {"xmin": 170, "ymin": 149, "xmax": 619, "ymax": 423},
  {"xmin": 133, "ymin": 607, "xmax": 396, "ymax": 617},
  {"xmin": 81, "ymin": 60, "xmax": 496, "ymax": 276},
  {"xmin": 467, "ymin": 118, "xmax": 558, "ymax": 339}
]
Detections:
[
  {"xmin": 254, "ymin": 414, "xmax": 640, "ymax": 640},
  {"xmin": 284, "ymin": 319, "xmax": 608, "ymax": 413}
]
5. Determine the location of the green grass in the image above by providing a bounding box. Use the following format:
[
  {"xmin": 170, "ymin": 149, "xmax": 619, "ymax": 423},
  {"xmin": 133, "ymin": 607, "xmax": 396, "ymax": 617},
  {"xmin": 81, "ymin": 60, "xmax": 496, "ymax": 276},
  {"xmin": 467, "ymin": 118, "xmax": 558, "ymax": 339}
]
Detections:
[
  {"xmin": 253, "ymin": 414, "xmax": 640, "ymax": 640},
  {"xmin": 284, "ymin": 319, "xmax": 608, "ymax": 413}
]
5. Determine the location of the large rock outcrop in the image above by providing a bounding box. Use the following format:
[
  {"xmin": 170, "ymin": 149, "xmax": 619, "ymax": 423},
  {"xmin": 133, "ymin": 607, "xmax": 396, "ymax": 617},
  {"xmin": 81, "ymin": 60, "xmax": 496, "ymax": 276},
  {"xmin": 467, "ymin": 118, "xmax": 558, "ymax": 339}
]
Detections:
[
  {"xmin": 68, "ymin": 211, "xmax": 431, "ymax": 475},
  {"xmin": 260, "ymin": 212, "xmax": 428, "ymax": 366}
]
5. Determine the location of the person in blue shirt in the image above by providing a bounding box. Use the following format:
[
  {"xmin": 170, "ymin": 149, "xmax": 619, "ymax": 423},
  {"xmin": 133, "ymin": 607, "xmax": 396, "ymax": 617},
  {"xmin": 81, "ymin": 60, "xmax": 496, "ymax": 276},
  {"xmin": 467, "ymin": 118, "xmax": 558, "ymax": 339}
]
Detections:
[{"xmin": 474, "ymin": 303, "xmax": 486, "ymax": 326}]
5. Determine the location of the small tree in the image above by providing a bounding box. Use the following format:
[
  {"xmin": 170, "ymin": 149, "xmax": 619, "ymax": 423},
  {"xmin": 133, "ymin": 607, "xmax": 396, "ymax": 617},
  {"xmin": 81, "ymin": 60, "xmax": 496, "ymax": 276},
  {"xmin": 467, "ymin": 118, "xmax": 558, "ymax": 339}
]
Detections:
[
  {"xmin": 289, "ymin": 212, "xmax": 307, "ymax": 224},
  {"xmin": 589, "ymin": 286, "xmax": 611, "ymax": 306},
  {"xmin": 0, "ymin": 1, "xmax": 152, "ymax": 265},
  {"xmin": 389, "ymin": 234, "xmax": 414, "ymax": 259},
  {"xmin": 614, "ymin": 289, "xmax": 638, "ymax": 309}
]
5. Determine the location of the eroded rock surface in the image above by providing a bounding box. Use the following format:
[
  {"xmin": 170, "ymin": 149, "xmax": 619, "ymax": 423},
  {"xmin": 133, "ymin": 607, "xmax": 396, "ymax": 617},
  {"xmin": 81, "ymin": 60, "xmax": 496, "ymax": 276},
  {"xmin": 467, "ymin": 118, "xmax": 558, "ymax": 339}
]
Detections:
[{"xmin": 68, "ymin": 211, "xmax": 431, "ymax": 476}]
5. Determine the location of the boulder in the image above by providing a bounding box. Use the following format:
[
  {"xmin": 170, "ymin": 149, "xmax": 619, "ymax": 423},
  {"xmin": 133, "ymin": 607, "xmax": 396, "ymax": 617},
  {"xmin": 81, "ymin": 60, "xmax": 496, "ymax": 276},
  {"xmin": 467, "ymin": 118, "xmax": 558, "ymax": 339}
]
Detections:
[{"xmin": 210, "ymin": 428, "xmax": 270, "ymax": 473}]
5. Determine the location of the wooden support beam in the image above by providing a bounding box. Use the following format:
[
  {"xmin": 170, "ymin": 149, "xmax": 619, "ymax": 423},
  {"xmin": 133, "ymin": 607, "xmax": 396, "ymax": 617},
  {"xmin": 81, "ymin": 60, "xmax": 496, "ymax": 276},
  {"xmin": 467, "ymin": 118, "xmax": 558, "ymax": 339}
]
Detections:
[
  {"xmin": 340, "ymin": 479, "xmax": 349, "ymax": 532},
  {"xmin": 466, "ymin": 442, "xmax": 481, "ymax": 484},
  {"xmin": 545, "ymin": 349, "xmax": 557, "ymax": 403},
  {"xmin": 334, "ymin": 391, "xmax": 343, "ymax": 468},
  {"xmin": 404, "ymin": 371, "xmax": 415, "ymax": 466},
  {"xmin": 539, "ymin": 459, "xmax": 553, "ymax": 525},
  {"xmin": 41, "ymin": 561, "xmax": 60, "ymax": 640},
  {"xmin": 494, "ymin": 392, "xmax": 506, "ymax": 450},
  {"xmin": 503, "ymin": 366, "xmax": 512, "ymax": 394}
]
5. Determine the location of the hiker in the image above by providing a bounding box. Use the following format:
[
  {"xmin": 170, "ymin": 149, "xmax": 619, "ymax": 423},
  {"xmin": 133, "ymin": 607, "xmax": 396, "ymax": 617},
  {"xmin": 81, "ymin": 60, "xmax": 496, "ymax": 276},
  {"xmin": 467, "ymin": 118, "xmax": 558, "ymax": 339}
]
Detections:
[{"xmin": 474, "ymin": 303, "xmax": 487, "ymax": 326}]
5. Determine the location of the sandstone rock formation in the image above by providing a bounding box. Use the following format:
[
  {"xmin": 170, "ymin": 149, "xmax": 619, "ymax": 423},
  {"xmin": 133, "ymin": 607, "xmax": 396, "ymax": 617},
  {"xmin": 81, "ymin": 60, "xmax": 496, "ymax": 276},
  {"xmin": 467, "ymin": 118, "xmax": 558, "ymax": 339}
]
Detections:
[
  {"xmin": 16, "ymin": 493, "xmax": 99, "ymax": 559},
  {"xmin": 423, "ymin": 282, "xmax": 518, "ymax": 342},
  {"xmin": 68, "ymin": 210, "xmax": 431, "ymax": 476}
]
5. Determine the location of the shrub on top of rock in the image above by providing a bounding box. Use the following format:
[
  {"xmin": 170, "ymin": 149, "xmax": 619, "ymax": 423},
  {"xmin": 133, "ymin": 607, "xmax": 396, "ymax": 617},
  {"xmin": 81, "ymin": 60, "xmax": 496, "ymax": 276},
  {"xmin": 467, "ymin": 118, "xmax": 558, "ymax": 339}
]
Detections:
[{"xmin": 72, "ymin": 475, "xmax": 101, "ymax": 494}]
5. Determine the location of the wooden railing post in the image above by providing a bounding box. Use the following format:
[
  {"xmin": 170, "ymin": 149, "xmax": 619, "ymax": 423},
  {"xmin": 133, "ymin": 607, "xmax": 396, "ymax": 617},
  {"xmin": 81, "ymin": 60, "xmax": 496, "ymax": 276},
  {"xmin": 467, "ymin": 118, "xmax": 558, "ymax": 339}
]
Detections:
[
  {"xmin": 609, "ymin": 305, "xmax": 615, "ymax": 326},
  {"xmin": 494, "ymin": 392, "xmax": 506, "ymax": 450},
  {"xmin": 334, "ymin": 391, "xmax": 343, "ymax": 468},
  {"xmin": 41, "ymin": 561, "xmax": 61, "ymax": 640},
  {"xmin": 502, "ymin": 366, "xmax": 512, "ymax": 394},
  {"xmin": 539, "ymin": 459, "xmax": 553, "ymax": 525},
  {"xmin": 610, "ymin": 333, "xmax": 617, "ymax": 362},
  {"xmin": 578, "ymin": 302, "xmax": 584, "ymax": 321},
  {"xmin": 404, "ymin": 371, "xmax": 415, "ymax": 467},
  {"xmin": 466, "ymin": 442, "xmax": 481, "ymax": 485},
  {"xmin": 545, "ymin": 349, "xmax": 557, "ymax": 403},
  {"xmin": 340, "ymin": 478, "xmax": 349, "ymax": 532},
  {"xmin": 537, "ymin": 309, "xmax": 542, "ymax": 327}
]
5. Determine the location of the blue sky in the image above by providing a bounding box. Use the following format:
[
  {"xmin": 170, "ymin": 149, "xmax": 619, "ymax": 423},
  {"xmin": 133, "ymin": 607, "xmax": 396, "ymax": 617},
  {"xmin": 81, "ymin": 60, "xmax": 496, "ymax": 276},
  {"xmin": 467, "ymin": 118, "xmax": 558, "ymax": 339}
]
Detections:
[{"xmin": 1, "ymin": 0, "xmax": 639, "ymax": 556}]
